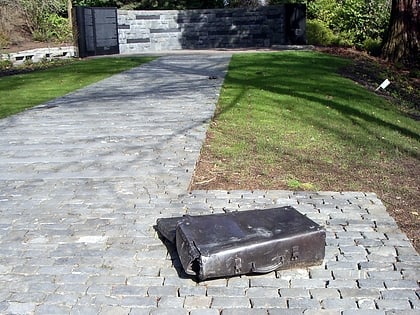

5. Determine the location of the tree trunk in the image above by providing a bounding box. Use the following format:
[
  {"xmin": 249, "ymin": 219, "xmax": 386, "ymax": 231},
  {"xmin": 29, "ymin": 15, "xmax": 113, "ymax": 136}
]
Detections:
[
  {"xmin": 382, "ymin": 0, "xmax": 419, "ymax": 65},
  {"xmin": 67, "ymin": 0, "xmax": 72, "ymax": 26}
]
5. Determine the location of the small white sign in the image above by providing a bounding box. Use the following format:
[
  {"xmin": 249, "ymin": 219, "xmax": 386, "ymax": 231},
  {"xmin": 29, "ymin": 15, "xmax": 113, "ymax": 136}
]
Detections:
[{"xmin": 376, "ymin": 79, "xmax": 391, "ymax": 91}]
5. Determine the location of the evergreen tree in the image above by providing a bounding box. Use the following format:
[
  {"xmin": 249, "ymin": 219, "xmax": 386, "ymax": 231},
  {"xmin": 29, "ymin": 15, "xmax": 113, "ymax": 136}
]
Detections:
[{"xmin": 381, "ymin": 0, "xmax": 419, "ymax": 65}]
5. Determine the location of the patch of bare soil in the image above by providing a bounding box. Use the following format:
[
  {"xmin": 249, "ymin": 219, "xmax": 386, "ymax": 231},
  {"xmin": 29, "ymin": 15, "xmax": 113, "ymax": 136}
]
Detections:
[
  {"xmin": 3, "ymin": 41, "xmax": 68, "ymax": 53},
  {"xmin": 1, "ymin": 13, "xmax": 73, "ymax": 55},
  {"xmin": 191, "ymin": 48, "xmax": 420, "ymax": 253},
  {"xmin": 0, "ymin": 6, "xmax": 65, "ymax": 54}
]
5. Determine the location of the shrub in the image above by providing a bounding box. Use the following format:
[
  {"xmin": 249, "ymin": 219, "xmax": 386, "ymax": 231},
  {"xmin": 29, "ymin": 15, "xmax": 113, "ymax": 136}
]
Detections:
[
  {"xmin": 307, "ymin": 0, "xmax": 337, "ymax": 28},
  {"xmin": 15, "ymin": 0, "xmax": 70, "ymax": 42},
  {"xmin": 0, "ymin": 31, "xmax": 9, "ymax": 49},
  {"xmin": 333, "ymin": 0, "xmax": 368, "ymax": 46},
  {"xmin": 0, "ymin": 58, "xmax": 13, "ymax": 71},
  {"xmin": 306, "ymin": 19, "xmax": 335, "ymax": 46},
  {"xmin": 363, "ymin": 37, "xmax": 383, "ymax": 57},
  {"xmin": 32, "ymin": 13, "xmax": 72, "ymax": 43},
  {"xmin": 44, "ymin": 13, "xmax": 72, "ymax": 43},
  {"xmin": 332, "ymin": 35, "xmax": 353, "ymax": 48},
  {"xmin": 307, "ymin": 0, "xmax": 390, "ymax": 48},
  {"xmin": 0, "ymin": 3, "xmax": 14, "ymax": 49}
]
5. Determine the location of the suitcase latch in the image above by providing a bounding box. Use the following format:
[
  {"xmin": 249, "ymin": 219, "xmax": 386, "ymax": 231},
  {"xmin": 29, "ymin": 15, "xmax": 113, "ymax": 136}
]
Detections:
[
  {"xmin": 291, "ymin": 245, "xmax": 299, "ymax": 261},
  {"xmin": 234, "ymin": 256, "xmax": 242, "ymax": 274}
]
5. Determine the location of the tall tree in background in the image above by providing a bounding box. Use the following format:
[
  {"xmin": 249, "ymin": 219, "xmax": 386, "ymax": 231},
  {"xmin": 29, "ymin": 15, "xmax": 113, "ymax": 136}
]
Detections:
[
  {"xmin": 382, "ymin": 0, "xmax": 419, "ymax": 65},
  {"xmin": 68, "ymin": 0, "xmax": 72, "ymax": 26}
]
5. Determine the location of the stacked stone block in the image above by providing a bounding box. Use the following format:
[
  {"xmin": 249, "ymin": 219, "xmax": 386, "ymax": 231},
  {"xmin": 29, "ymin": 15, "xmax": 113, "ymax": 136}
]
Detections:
[
  {"xmin": 0, "ymin": 46, "xmax": 76, "ymax": 66},
  {"xmin": 118, "ymin": 6, "xmax": 286, "ymax": 54}
]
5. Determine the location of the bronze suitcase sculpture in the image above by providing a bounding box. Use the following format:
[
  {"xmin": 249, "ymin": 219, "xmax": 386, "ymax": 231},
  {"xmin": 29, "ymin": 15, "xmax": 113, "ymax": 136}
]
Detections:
[{"xmin": 156, "ymin": 206, "xmax": 325, "ymax": 281}]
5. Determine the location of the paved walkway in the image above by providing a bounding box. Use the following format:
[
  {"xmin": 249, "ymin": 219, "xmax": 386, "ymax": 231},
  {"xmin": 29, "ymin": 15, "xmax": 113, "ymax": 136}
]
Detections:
[{"xmin": 0, "ymin": 54, "xmax": 418, "ymax": 315}]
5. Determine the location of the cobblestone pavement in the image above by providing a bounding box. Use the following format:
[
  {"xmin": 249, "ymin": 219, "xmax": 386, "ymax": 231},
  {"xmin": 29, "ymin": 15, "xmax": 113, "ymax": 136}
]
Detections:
[{"xmin": 0, "ymin": 54, "xmax": 419, "ymax": 315}]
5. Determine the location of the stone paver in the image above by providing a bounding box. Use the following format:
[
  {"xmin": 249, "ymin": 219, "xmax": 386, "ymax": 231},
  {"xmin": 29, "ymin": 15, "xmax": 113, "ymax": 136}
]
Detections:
[{"xmin": 1, "ymin": 53, "xmax": 419, "ymax": 314}]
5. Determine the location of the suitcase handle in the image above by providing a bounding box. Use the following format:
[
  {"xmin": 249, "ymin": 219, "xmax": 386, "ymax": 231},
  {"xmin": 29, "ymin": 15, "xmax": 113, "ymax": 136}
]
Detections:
[{"xmin": 252, "ymin": 255, "xmax": 284, "ymax": 273}]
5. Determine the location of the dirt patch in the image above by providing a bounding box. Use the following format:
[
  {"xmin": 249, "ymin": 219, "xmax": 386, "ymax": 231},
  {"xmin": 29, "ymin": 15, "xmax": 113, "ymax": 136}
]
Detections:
[
  {"xmin": 0, "ymin": 7, "xmax": 73, "ymax": 55},
  {"xmin": 191, "ymin": 48, "xmax": 420, "ymax": 253},
  {"xmin": 2, "ymin": 41, "xmax": 69, "ymax": 53}
]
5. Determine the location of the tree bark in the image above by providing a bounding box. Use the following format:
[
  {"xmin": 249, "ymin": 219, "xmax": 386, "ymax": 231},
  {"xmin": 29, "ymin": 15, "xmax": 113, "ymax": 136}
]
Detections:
[
  {"xmin": 67, "ymin": 0, "xmax": 72, "ymax": 25},
  {"xmin": 382, "ymin": 0, "xmax": 419, "ymax": 65}
]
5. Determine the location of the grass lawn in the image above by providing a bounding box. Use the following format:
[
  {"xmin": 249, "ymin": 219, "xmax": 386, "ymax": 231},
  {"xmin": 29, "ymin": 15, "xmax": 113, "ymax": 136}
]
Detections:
[
  {"xmin": 191, "ymin": 51, "xmax": 420, "ymax": 250},
  {"xmin": 0, "ymin": 56, "xmax": 156, "ymax": 119}
]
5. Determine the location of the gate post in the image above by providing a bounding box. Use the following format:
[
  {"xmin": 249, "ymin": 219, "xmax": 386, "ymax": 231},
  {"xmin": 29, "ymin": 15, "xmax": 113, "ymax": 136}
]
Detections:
[
  {"xmin": 73, "ymin": 6, "xmax": 119, "ymax": 58},
  {"xmin": 285, "ymin": 4, "xmax": 307, "ymax": 45}
]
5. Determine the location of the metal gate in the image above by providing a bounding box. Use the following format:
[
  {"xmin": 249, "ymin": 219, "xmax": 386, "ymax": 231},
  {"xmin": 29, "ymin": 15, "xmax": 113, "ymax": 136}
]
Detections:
[
  {"xmin": 74, "ymin": 6, "xmax": 119, "ymax": 58},
  {"xmin": 285, "ymin": 4, "xmax": 306, "ymax": 45}
]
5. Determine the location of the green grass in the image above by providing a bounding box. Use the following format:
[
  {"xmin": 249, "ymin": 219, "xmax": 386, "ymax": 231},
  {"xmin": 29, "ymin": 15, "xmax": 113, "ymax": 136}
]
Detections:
[
  {"xmin": 0, "ymin": 56, "xmax": 156, "ymax": 119},
  {"xmin": 194, "ymin": 50, "xmax": 419, "ymax": 250},
  {"xmin": 199, "ymin": 51, "xmax": 420, "ymax": 189}
]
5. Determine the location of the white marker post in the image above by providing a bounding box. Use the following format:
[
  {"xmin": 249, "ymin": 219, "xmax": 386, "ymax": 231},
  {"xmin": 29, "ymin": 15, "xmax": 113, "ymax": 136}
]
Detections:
[{"xmin": 375, "ymin": 79, "xmax": 391, "ymax": 91}]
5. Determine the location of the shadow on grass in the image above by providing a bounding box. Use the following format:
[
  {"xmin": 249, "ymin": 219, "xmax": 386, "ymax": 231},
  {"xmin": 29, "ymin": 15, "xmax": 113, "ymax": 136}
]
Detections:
[
  {"xmin": 214, "ymin": 51, "xmax": 420, "ymax": 159},
  {"xmin": 0, "ymin": 56, "xmax": 157, "ymax": 119}
]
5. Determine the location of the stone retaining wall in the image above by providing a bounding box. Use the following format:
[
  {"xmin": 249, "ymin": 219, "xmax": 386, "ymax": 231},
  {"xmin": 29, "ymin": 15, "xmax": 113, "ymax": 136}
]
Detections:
[
  {"xmin": 0, "ymin": 46, "xmax": 76, "ymax": 66},
  {"xmin": 118, "ymin": 6, "xmax": 287, "ymax": 54},
  {"xmin": 1, "ymin": 6, "xmax": 302, "ymax": 61}
]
